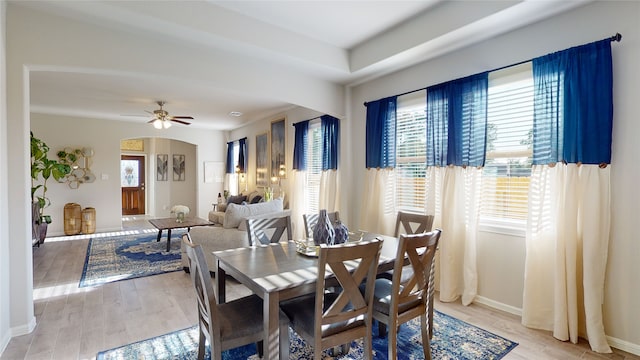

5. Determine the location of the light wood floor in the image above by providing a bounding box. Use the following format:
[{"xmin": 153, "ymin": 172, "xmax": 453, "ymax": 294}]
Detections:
[{"xmin": 1, "ymin": 218, "xmax": 638, "ymax": 359}]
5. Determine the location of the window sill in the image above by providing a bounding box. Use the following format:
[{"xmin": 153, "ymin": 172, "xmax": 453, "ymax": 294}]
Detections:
[{"xmin": 478, "ymin": 218, "xmax": 526, "ymax": 237}]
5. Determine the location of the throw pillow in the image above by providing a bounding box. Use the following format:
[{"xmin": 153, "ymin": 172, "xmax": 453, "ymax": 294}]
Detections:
[
  {"xmin": 223, "ymin": 198, "xmax": 284, "ymax": 229},
  {"xmin": 250, "ymin": 195, "xmax": 262, "ymax": 204},
  {"xmin": 227, "ymin": 194, "xmax": 247, "ymax": 205}
]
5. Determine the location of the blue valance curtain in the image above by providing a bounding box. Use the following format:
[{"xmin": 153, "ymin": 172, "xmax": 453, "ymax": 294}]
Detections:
[
  {"xmin": 426, "ymin": 73, "xmax": 488, "ymax": 167},
  {"xmin": 225, "ymin": 142, "xmax": 234, "ymax": 174},
  {"xmin": 532, "ymin": 39, "xmax": 613, "ymax": 165},
  {"xmin": 365, "ymin": 96, "xmax": 397, "ymax": 168},
  {"xmin": 321, "ymin": 115, "xmax": 339, "ymax": 170},
  {"xmin": 238, "ymin": 138, "xmax": 247, "ymax": 173},
  {"xmin": 292, "ymin": 120, "xmax": 309, "ymax": 170}
]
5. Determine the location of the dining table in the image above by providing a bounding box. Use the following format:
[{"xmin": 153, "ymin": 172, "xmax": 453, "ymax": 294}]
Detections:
[{"xmin": 212, "ymin": 233, "xmax": 400, "ymax": 360}]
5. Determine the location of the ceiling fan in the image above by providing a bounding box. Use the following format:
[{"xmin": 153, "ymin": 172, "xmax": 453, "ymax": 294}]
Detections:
[{"xmin": 146, "ymin": 101, "xmax": 193, "ymax": 129}]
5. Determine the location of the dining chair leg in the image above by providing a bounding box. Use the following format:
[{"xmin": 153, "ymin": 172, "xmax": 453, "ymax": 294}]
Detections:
[
  {"xmin": 388, "ymin": 320, "xmax": 398, "ymax": 360},
  {"xmin": 421, "ymin": 314, "xmax": 432, "ymax": 359},
  {"xmin": 377, "ymin": 321, "xmax": 387, "ymax": 337},
  {"xmin": 256, "ymin": 341, "xmax": 264, "ymax": 358},
  {"xmin": 197, "ymin": 327, "xmax": 206, "ymax": 360}
]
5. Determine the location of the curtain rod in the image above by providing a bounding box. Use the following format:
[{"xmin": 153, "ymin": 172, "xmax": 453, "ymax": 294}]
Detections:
[
  {"xmin": 292, "ymin": 116, "xmax": 321, "ymax": 126},
  {"xmin": 228, "ymin": 137, "xmax": 247, "ymax": 144},
  {"xmin": 363, "ymin": 32, "xmax": 622, "ymax": 106}
]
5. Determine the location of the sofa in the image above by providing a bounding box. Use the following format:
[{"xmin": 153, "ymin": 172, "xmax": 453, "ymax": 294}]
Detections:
[{"xmin": 180, "ymin": 197, "xmax": 285, "ymax": 271}]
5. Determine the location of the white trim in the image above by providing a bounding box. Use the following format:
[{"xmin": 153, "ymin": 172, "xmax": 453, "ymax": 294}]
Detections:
[
  {"xmin": 478, "ymin": 220, "xmax": 526, "ymax": 237},
  {"xmin": 606, "ymin": 336, "xmax": 640, "ymax": 356},
  {"xmin": 0, "ymin": 330, "xmax": 9, "ymax": 358},
  {"xmin": 10, "ymin": 316, "xmax": 36, "ymax": 337},
  {"xmin": 474, "ymin": 295, "xmax": 522, "ymax": 316},
  {"xmin": 474, "ymin": 296, "xmax": 640, "ymax": 356}
]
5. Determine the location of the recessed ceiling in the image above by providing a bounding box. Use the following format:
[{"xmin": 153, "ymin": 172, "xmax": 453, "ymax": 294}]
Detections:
[{"xmin": 13, "ymin": 0, "xmax": 589, "ymax": 130}]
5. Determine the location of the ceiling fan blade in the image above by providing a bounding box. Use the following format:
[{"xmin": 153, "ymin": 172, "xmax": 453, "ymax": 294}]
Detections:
[
  {"xmin": 147, "ymin": 119, "xmax": 156, "ymax": 124},
  {"xmin": 171, "ymin": 116, "xmax": 194, "ymax": 119},
  {"xmin": 171, "ymin": 119, "xmax": 192, "ymax": 125}
]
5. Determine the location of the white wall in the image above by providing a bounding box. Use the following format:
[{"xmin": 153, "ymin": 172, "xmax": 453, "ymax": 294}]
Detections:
[
  {"xmin": 31, "ymin": 113, "xmax": 222, "ymax": 235},
  {"xmin": 348, "ymin": 1, "xmax": 639, "ymax": 351},
  {"xmin": 0, "ymin": 0, "xmax": 10, "ymax": 354}
]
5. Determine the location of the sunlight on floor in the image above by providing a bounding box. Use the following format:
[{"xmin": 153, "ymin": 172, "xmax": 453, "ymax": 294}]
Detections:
[
  {"xmin": 33, "ymin": 281, "xmax": 99, "ymax": 300},
  {"xmin": 44, "ymin": 228, "xmax": 157, "ymax": 242}
]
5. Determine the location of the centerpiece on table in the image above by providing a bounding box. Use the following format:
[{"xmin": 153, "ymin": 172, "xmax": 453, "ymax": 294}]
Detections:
[
  {"xmin": 171, "ymin": 205, "xmax": 190, "ymax": 223},
  {"xmin": 313, "ymin": 209, "xmax": 350, "ymax": 246}
]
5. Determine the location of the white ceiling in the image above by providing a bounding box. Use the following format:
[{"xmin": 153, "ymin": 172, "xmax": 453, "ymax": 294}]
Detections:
[{"xmin": 14, "ymin": 0, "xmax": 589, "ymax": 130}]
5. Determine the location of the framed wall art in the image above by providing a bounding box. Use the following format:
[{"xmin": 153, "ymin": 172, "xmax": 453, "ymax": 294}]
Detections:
[
  {"xmin": 204, "ymin": 161, "xmax": 224, "ymax": 184},
  {"xmin": 256, "ymin": 132, "xmax": 269, "ymax": 187},
  {"xmin": 270, "ymin": 118, "xmax": 286, "ymax": 178},
  {"xmin": 156, "ymin": 154, "xmax": 168, "ymax": 181},
  {"xmin": 173, "ymin": 154, "xmax": 185, "ymax": 181}
]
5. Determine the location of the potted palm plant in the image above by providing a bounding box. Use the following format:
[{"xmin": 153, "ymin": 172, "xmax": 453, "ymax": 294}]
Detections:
[{"xmin": 30, "ymin": 132, "xmax": 71, "ymax": 244}]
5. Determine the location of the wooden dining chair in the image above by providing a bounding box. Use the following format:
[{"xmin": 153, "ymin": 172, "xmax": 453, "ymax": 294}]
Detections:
[
  {"xmin": 245, "ymin": 213, "xmax": 293, "ymax": 246},
  {"xmin": 182, "ymin": 234, "xmax": 289, "ymax": 360},
  {"xmin": 280, "ymin": 239, "xmax": 383, "ymax": 360},
  {"xmin": 302, "ymin": 211, "xmax": 340, "ymax": 239},
  {"xmin": 379, "ymin": 211, "xmax": 436, "ymax": 338},
  {"xmin": 371, "ymin": 230, "xmax": 441, "ymax": 360}
]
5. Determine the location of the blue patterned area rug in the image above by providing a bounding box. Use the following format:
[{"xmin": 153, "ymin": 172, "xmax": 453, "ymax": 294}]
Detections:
[
  {"xmin": 96, "ymin": 311, "xmax": 517, "ymax": 359},
  {"xmin": 79, "ymin": 230, "xmax": 185, "ymax": 288}
]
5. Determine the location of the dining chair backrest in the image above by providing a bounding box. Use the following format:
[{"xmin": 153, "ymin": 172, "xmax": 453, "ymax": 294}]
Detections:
[
  {"xmin": 302, "ymin": 211, "xmax": 340, "ymax": 239},
  {"xmin": 394, "ymin": 211, "xmax": 434, "ymax": 237},
  {"xmin": 370, "ymin": 230, "xmax": 441, "ymax": 360},
  {"xmin": 392, "ymin": 211, "xmax": 437, "ymax": 339},
  {"xmin": 182, "ymin": 234, "xmax": 220, "ymax": 346},
  {"xmin": 315, "ymin": 239, "xmax": 382, "ymax": 356},
  {"xmin": 245, "ymin": 214, "xmax": 293, "ymax": 246},
  {"xmin": 392, "ymin": 230, "xmax": 441, "ymax": 307}
]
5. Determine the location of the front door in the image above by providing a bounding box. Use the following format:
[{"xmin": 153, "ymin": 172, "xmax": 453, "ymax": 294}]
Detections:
[{"xmin": 121, "ymin": 155, "xmax": 146, "ymax": 215}]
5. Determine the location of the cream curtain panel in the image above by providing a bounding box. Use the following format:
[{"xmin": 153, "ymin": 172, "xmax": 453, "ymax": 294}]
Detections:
[
  {"xmin": 319, "ymin": 170, "xmax": 339, "ymax": 212},
  {"xmin": 289, "ymin": 170, "xmax": 308, "ymax": 240},
  {"xmin": 360, "ymin": 168, "xmax": 395, "ymax": 236},
  {"xmin": 426, "ymin": 166, "xmax": 481, "ymax": 306},
  {"xmin": 522, "ymin": 164, "xmax": 611, "ymax": 353}
]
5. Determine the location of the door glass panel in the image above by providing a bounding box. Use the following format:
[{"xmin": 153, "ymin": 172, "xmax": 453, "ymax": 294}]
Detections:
[{"xmin": 121, "ymin": 159, "xmax": 140, "ymax": 187}]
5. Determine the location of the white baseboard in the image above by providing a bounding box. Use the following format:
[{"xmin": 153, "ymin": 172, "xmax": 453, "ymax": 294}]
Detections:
[
  {"xmin": 1, "ymin": 317, "xmax": 36, "ymax": 357},
  {"xmin": 11, "ymin": 316, "xmax": 36, "ymax": 337},
  {"xmin": 607, "ymin": 335, "xmax": 640, "ymax": 356},
  {"xmin": 0, "ymin": 329, "xmax": 10, "ymax": 358},
  {"xmin": 474, "ymin": 295, "xmax": 523, "ymax": 316},
  {"xmin": 474, "ymin": 296, "xmax": 640, "ymax": 356}
]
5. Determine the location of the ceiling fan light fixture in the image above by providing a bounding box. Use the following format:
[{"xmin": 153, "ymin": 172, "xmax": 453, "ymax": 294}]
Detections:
[
  {"xmin": 153, "ymin": 119, "xmax": 163, "ymax": 129},
  {"xmin": 163, "ymin": 120, "xmax": 172, "ymax": 129}
]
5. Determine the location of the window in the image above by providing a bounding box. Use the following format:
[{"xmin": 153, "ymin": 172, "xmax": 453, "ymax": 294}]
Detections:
[
  {"xmin": 481, "ymin": 63, "xmax": 533, "ymax": 225},
  {"xmin": 395, "ymin": 91, "xmax": 427, "ymax": 213},
  {"xmin": 390, "ymin": 68, "xmax": 533, "ymax": 228},
  {"xmin": 305, "ymin": 121, "xmax": 323, "ymax": 213},
  {"xmin": 230, "ymin": 141, "xmax": 241, "ymax": 194}
]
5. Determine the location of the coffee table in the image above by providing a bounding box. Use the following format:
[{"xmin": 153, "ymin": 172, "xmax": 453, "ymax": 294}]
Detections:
[{"xmin": 148, "ymin": 217, "xmax": 212, "ymax": 252}]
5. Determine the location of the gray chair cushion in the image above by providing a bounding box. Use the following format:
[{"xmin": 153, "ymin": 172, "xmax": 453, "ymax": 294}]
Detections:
[
  {"xmin": 368, "ymin": 279, "xmax": 422, "ymax": 316},
  {"xmin": 281, "ymin": 293, "xmax": 363, "ymax": 340},
  {"xmin": 219, "ymin": 294, "xmax": 288, "ymax": 340}
]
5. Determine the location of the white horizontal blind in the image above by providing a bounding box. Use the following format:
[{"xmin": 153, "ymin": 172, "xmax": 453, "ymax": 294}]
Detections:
[
  {"xmin": 482, "ymin": 63, "xmax": 533, "ymax": 221},
  {"xmin": 396, "ymin": 91, "xmax": 427, "ymax": 213},
  {"xmin": 306, "ymin": 121, "xmax": 322, "ymax": 213}
]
